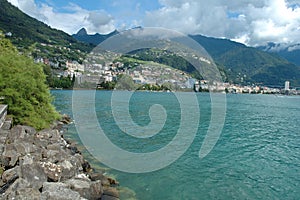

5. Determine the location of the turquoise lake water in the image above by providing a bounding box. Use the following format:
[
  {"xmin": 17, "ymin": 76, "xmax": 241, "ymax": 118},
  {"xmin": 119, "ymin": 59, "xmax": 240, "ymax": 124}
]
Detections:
[{"xmin": 52, "ymin": 90, "xmax": 300, "ymax": 200}]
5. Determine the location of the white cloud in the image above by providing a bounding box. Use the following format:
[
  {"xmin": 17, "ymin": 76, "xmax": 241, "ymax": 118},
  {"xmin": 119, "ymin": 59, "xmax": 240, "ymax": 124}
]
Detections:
[
  {"xmin": 288, "ymin": 44, "xmax": 300, "ymax": 51},
  {"xmin": 7, "ymin": 0, "xmax": 116, "ymax": 34},
  {"xmin": 145, "ymin": 0, "xmax": 300, "ymax": 46},
  {"xmin": 85, "ymin": 11, "xmax": 115, "ymax": 33},
  {"xmin": 6, "ymin": 0, "xmax": 300, "ymax": 46}
]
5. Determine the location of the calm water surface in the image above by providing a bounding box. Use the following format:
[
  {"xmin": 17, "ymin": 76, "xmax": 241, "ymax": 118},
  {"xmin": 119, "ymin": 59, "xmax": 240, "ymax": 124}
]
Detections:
[{"xmin": 52, "ymin": 90, "xmax": 300, "ymax": 200}]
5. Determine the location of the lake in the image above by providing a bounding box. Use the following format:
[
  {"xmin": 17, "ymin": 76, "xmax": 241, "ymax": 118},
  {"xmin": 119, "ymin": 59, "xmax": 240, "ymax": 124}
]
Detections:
[{"xmin": 52, "ymin": 90, "xmax": 300, "ymax": 200}]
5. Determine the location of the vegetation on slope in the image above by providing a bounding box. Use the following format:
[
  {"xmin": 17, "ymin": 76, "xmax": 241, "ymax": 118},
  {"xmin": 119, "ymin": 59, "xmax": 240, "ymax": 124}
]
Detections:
[
  {"xmin": 0, "ymin": 33, "xmax": 60, "ymax": 129},
  {"xmin": 119, "ymin": 49, "xmax": 203, "ymax": 80},
  {"xmin": 191, "ymin": 35, "xmax": 300, "ymax": 86},
  {"xmin": 0, "ymin": 0, "xmax": 93, "ymax": 52}
]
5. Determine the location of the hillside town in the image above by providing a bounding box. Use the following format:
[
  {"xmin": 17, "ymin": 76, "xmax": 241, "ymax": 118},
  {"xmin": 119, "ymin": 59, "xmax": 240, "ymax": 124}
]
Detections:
[{"xmin": 33, "ymin": 53, "xmax": 299, "ymax": 95}]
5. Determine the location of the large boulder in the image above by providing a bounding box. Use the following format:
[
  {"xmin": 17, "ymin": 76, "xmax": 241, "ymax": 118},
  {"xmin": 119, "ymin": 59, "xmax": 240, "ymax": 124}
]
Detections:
[
  {"xmin": 5, "ymin": 188, "xmax": 41, "ymax": 200},
  {"xmin": 40, "ymin": 152, "xmax": 82, "ymax": 182},
  {"xmin": 89, "ymin": 172, "xmax": 111, "ymax": 187},
  {"xmin": 59, "ymin": 155, "xmax": 82, "ymax": 180},
  {"xmin": 1, "ymin": 142, "xmax": 42, "ymax": 168},
  {"xmin": 20, "ymin": 163, "xmax": 47, "ymax": 190},
  {"xmin": 1, "ymin": 143, "xmax": 20, "ymax": 167},
  {"xmin": 14, "ymin": 141, "xmax": 39, "ymax": 156},
  {"xmin": 103, "ymin": 187, "xmax": 119, "ymax": 199},
  {"xmin": 1, "ymin": 166, "xmax": 19, "ymax": 183},
  {"xmin": 2, "ymin": 178, "xmax": 31, "ymax": 197},
  {"xmin": 40, "ymin": 162, "xmax": 62, "ymax": 182},
  {"xmin": 41, "ymin": 182, "xmax": 83, "ymax": 200},
  {"xmin": 65, "ymin": 177, "xmax": 103, "ymax": 200},
  {"xmin": 36, "ymin": 129, "xmax": 64, "ymax": 144},
  {"xmin": 7, "ymin": 125, "xmax": 36, "ymax": 142}
]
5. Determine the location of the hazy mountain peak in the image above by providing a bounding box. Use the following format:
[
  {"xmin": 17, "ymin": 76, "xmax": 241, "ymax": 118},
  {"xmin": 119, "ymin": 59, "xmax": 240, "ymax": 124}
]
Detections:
[{"xmin": 76, "ymin": 28, "xmax": 88, "ymax": 36}]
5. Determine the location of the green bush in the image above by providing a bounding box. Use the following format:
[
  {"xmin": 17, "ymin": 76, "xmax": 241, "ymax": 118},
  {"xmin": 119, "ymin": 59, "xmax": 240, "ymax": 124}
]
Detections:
[{"xmin": 0, "ymin": 33, "xmax": 60, "ymax": 130}]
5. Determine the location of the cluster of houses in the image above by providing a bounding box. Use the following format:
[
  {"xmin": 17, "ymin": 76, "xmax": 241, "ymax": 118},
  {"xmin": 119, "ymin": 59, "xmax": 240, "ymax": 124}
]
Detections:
[
  {"xmin": 35, "ymin": 52, "xmax": 299, "ymax": 94},
  {"xmin": 37, "ymin": 55, "xmax": 194, "ymax": 89},
  {"xmin": 195, "ymin": 80, "xmax": 299, "ymax": 95}
]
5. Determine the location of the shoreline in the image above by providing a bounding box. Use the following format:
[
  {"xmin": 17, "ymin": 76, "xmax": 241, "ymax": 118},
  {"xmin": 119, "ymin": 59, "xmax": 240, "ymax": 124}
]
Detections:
[
  {"xmin": 52, "ymin": 88, "xmax": 300, "ymax": 96},
  {"xmin": 0, "ymin": 116, "xmax": 120, "ymax": 200}
]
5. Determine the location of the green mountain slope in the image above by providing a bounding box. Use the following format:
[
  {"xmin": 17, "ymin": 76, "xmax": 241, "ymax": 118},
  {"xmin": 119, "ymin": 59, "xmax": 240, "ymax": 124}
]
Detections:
[
  {"xmin": 190, "ymin": 35, "xmax": 300, "ymax": 86},
  {"xmin": 258, "ymin": 42, "xmax": 300, "ymax": 66},
  {"xmin": 72, "ymin": 29, "xmax": 300, "ymax": 86},
  {"xmin": 0, "ymin": 0, "xmax": 93, "ymax": 52},
  {"xmin": 1, "ymin": 0, "xmax": 298, "ymax": 87}
]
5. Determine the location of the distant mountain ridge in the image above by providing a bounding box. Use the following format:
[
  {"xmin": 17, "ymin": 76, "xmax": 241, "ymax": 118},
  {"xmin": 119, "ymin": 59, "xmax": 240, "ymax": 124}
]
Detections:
[
  {"xmin": 72, "ymin": 28, "xmax": 118, "ymax": 46},
  {"xmin": 258, "ymin": 42, "xmax": 300, "ymax": 66},
  {"xmin": 73, "ymin": 28, "xmax": 300, "ymax": 86},
  {"xmin": 0, "ymin": 0, "xmax": 299, "ymax": 87},
  {"xmin": 190, "ymin": 35, "xmax": 300, "ymax": 87}
]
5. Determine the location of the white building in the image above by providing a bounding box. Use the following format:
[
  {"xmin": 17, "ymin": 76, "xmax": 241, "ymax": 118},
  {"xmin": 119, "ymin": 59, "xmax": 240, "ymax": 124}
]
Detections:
[
  {"xmin": 285, "ymin": 81, "xmax": 290, "ymax": 91},
  {"xmin": 66, "ymin": 61, "xmax": 84, "ymax": 72}
]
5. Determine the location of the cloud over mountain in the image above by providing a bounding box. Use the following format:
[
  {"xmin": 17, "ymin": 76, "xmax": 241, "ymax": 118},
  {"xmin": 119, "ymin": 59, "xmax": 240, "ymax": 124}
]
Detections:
[
  {"xmin": 144, "ymin": 0, "xmax": 300, "ymax": 46},
  {"xmin": 7, "ymin": 0, "xmax": 300, "ymax": 46},
  {"xmin": 7, "ymin": 0, "xmax": 116, "ymax": 34}
]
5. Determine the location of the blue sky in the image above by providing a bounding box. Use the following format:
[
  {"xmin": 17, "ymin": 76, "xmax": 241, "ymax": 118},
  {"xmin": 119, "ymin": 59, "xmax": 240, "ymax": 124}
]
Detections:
[
  {"xmin": 7, "ymin": 0, "xmax": 300, "ymax": 47},
  {"xmin": 36, "ymin": 0, "xmax": 161, "ymax": 20}
]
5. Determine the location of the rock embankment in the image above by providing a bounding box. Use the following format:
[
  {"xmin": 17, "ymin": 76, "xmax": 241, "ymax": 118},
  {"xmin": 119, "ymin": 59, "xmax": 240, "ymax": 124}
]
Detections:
[{"xmin": 0, "ymin": 118, "xmax": 119, "ymax": 200}]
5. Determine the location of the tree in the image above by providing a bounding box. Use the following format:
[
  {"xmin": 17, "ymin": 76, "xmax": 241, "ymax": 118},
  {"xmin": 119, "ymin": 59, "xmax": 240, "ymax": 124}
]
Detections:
[
  {"xmin": 115, "ymin": 74, "xmax": 137, "ymax": 90},
  {"xmin": 0, "ymin": 33, "xmax": 59, "ymax": 129}
]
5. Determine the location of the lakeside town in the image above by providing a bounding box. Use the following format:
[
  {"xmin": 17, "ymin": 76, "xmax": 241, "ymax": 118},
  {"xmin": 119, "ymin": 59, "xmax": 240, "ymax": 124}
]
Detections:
[{"xmin": 36, "ymin": 55, "xmax": 300, "ymax": 95}]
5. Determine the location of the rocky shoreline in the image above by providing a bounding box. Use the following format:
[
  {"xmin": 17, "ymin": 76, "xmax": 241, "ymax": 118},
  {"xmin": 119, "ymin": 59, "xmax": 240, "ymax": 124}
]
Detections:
[{"xmin": 0, "ymin": 116, "xmax": 119, "ymax": 200}]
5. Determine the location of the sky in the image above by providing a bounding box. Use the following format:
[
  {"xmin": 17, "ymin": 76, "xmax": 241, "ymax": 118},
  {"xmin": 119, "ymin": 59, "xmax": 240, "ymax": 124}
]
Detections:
[{"xmin": 6, "ymin": 0, "xmax": 300, "ymax": 46}]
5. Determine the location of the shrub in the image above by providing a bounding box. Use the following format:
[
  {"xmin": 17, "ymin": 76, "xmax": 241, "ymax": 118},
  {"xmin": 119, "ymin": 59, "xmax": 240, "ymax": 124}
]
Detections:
[{"xmin": 0, "ymin": 33, "xmax": 59, "ymax": 129}]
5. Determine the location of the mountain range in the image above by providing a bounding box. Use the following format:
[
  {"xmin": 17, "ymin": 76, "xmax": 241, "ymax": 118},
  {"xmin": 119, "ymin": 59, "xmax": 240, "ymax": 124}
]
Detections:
[
  {"xmin": 258, "ymin": 42, "xmax": 300, "ymax": 66},
  {"xmin": 1, "ymin": 0, "xmax": 299, "ymax": 87},
  {"xmin": 72, "ymin": 28, "xmax": 118, "ymax": 46},
  {"xmin": 73, "ymin": 28, "xmax": 300, "ymax": 86}
]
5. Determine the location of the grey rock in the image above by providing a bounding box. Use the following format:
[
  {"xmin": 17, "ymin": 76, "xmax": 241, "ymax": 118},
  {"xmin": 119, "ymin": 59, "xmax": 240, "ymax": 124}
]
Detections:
[
  {"xmin": 46, "ymin": 143, "xmax": 62, "ymax": 151},
  {"xmin": 103, "ymin": 187, "xmax": 119, "ymax": 198},
  {"xmin": 89, "ymin": 180, "xmax": 104, "ymax": 199},
  {"xmin": 1, "ymin": 143, "xmax": 20, "ymax": 167},
  {"xmin": 0, "ymin": 129, "xmax": 9, "ymax": 138},
  {"xmin": 19, "ymin": 152, "xmax": 42, "ymax": 166},
  {"xmin": 40, "ymin": 155, "xmax": 82, "ymax": 182},
  {"xmin": 14, "ymin": 141, "xmax": 38, "ymax": 155},
  {"xmin": 59, "ymin": 155, "xmax": 82, "ymax": 181},
  {"xmin": 20, "ymin": 163, "xmax": 47, "ymax": 189},
  {"xmin": 89, "ymin": 172, "xmax": 111, "ymax": 186},
  {"xmin": 60, "ymin": 159, "xmax": 77, "ymax": 181},
  {"xmin": 0, "ymin": 125, "xmax": 118, "ymax": 200},
  {"xmin": 65, "ymin": 178, "xmax": 103, "ymax": 200},
  {"xmin": 8, "ymin": 125, "xmax": 36, "ymax": 141},
  {"xmin": 2, "ymin": 141, "xmax": 40, "ymax": 168},
  {"xmin": 41, "ymin": 182, "xmax": 82, "ymax": 200},
  {"xmin": 40, "ymin": 162, "xmax": 62, "ymax": 182},
  {"xmin": 36, "ymin": 129, "xmax": 62, "ymax": 143},
  {"xmin": 0, "ymin": 143, "xmax": 5, "ymax": 158},
  {"xmin": 1, "ymin": 166, "xmax": 19, "ymax": 183},
  {"xmin": 101, "ymin": 195, "xmax": 120, "ymax": 200},
  {"xmin": 6, "ymin": 188, "xmax": 41, "ymax": 200},
  {"xmin": 42, "ymin": 149, "xmax": 66, "ymax": 163},
  {"xmin": 3, "ymin": 178, "xmax": 30, "ymax": 195},
  {"xmin": 61, "ymin": 114, "xmax": 72, "ymax": 124},
  {"xmin": 1, "ymin": 118, "xmax": 12, "ymax": 130},
  {"xmin": 67, "ymin": 144, "xmax": 80, "ymax": 155}
]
